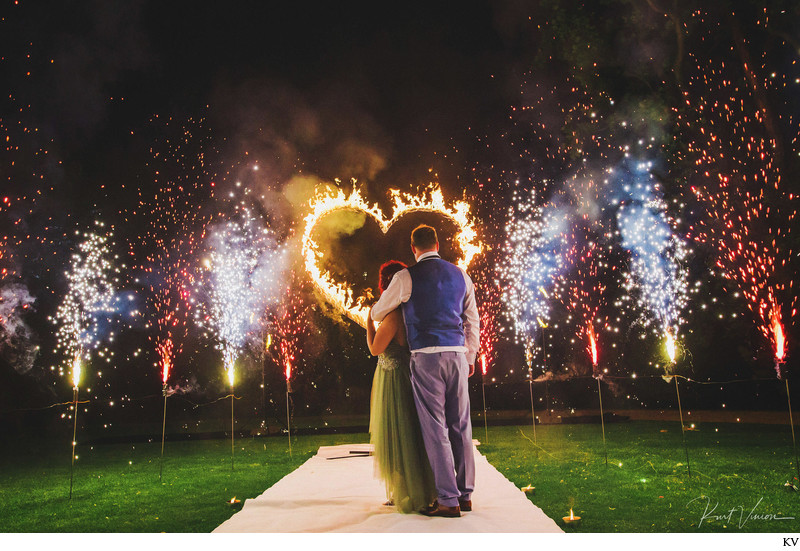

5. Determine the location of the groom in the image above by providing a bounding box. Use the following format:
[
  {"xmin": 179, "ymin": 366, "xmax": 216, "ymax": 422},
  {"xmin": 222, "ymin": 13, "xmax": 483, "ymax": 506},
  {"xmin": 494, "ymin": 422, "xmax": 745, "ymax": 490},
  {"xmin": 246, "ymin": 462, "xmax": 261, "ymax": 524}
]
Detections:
[{"xmin": 371, "ymin": 224, "xmax": 479, "ymax": 517}]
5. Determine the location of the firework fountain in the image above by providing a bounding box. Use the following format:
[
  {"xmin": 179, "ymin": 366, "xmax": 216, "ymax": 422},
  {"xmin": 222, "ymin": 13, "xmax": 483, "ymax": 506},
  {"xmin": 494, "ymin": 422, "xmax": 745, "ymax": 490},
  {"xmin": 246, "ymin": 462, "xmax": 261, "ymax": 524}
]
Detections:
[
  {"xmin": 135, "ymin": 115, "xmax": 218, "ymax": 479},
  {"xmin": 500, "ymin": 188, "xmax": 569, "ymax": 437},
  {"xmin": 202, "ymin": 207, "xmax": 287, "ymax": 470},
  {"xmin": 616, "ymin": 159, "xmax": 691, "ymax": 474},
  {"xmin": 145, "ymin": 241, "xmax": 204, "ymax": 480},
  {"xmin": 476, "ymin": 273, "xmax": 501, "ymax": 444},
  {"xmin": 53, "ymin": 228, "xmax": 118, "ymax": 498},
  {"xmin": 559, "ymin": 231, "xmax": 611, "ymax": 467},
  {"xmin": 270, "ymin": 271, "xmax": 311, "ymax": 456},
  {"xmin": 680, "ymin": 43, "xmax": 798, "ymax": 483}
]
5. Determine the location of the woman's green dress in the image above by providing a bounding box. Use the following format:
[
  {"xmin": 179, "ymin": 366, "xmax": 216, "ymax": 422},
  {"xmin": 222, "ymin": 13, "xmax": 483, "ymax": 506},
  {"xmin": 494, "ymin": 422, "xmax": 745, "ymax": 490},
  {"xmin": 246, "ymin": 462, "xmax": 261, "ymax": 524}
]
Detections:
[{"xmin": 369, "ymin": 341, "xmax": 437, "ymax": 513}]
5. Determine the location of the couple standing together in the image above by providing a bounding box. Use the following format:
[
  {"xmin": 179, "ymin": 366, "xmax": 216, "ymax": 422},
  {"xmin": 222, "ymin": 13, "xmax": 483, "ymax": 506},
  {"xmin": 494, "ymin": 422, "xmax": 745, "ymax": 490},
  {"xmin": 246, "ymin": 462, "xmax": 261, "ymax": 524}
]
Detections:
[{"xmin": 366, "ymin": 224, "xmax": 480, "ymax": 518}]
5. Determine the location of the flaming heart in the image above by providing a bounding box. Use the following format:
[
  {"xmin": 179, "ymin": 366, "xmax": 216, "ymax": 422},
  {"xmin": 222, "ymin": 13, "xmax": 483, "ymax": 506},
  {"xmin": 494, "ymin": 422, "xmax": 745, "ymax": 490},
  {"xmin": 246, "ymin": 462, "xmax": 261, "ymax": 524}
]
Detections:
[{"xmin": 302, "ymin": 184, "xmax": 482, "ymax": 327}]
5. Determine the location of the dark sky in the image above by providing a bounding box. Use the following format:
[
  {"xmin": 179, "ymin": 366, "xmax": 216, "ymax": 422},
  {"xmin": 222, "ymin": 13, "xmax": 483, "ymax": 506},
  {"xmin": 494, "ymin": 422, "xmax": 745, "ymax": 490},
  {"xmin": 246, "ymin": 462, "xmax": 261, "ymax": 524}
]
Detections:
[{"xmin": 3, "ymin": 0, "xmax": 533, "ymax": 202}]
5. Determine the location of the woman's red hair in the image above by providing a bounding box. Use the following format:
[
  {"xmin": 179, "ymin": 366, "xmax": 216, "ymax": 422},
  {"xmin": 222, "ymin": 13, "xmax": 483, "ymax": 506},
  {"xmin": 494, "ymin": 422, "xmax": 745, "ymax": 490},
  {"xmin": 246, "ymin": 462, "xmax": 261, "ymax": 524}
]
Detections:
[{"xmin": 378, "ymin": 260, "xmax": 407, "ymax": 293}]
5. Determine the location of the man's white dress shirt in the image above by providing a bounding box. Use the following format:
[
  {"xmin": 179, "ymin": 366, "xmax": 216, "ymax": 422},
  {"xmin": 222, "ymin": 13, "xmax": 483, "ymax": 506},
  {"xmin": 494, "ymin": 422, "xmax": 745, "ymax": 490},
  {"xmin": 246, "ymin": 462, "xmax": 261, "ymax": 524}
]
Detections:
[{"xmin": 370, "ymin": 250, "xmax": 480, "ymax": 365}]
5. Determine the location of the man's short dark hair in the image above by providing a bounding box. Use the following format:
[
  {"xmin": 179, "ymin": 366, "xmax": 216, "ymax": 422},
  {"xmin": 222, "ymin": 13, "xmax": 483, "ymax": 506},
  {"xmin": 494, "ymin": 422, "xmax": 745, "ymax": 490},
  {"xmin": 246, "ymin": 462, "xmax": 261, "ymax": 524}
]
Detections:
[{"xmin": 411, "ymin": 224, "xmax": 438, "ymax": 250}]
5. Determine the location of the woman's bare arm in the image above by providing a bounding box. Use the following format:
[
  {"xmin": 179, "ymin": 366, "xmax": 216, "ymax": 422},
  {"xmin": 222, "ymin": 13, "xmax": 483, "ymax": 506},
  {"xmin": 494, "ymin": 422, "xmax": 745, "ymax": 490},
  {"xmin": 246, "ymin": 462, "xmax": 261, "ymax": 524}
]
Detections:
[{"xmin": 366, "ymin": 308, "xmax": 399, "ymax": 356}]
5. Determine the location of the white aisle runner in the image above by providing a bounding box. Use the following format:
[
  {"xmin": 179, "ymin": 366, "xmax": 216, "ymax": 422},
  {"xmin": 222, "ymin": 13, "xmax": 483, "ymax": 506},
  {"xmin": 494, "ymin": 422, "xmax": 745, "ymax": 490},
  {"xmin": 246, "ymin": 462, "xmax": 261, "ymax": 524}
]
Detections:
[{"xmin": 213, "ymin": 443, "xmax": 563, "ymax": 533}]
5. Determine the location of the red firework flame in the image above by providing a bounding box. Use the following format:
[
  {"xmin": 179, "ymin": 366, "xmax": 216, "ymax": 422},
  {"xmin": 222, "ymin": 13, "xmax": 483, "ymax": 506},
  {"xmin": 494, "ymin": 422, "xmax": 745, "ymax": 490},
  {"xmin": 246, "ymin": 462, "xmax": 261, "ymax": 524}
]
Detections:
[{"xmin": 588, "ymin": 324, "xmax": 598, "ymax": 367}]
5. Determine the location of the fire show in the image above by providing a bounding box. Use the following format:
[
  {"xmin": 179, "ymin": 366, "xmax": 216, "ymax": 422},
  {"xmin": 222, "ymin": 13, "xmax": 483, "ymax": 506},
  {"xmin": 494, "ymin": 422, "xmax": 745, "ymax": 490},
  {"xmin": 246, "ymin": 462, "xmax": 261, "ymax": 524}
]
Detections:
[{"xmin": 1, "ymin": 0, "xmax": 799, "ymax": 543}]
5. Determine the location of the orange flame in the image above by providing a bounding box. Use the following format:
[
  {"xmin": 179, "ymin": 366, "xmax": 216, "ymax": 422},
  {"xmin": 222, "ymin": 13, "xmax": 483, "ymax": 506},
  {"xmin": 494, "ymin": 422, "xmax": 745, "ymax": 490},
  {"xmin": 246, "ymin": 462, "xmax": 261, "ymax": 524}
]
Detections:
[
  {"xmin": 569, "ymin": 508, "xmax": 575, "ymax": 520},
  {"xmin": 302, "ymin": 183, "xmax": 482, "ymax": 327},
  {"xmin": 157, "ymin": 337, "xmax": 174, "ymax": 384},
  {"xmin": 285, "ymin": 359, "xmax": 292, "ymax": 381},
  {"xmin": 480, "ymin": 354, "xmax": 488, "ymax": 376}
]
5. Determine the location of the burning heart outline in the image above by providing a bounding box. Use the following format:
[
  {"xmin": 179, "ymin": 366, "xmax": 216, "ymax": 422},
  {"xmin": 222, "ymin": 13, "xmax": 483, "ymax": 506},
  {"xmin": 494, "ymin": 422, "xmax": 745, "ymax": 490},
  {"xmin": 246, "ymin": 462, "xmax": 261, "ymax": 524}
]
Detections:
[{"xmin": 301, "ymin": 184, "xmax": 482, "ymax": 327}]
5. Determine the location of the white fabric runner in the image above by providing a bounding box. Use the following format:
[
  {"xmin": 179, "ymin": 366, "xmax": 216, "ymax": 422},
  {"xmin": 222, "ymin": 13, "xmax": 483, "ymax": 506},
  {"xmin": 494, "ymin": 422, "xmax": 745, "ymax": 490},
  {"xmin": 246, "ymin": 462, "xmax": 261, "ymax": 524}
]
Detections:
[{"xmin": 213, "ymin": 442, "xmax": 563, "ymax": 533}]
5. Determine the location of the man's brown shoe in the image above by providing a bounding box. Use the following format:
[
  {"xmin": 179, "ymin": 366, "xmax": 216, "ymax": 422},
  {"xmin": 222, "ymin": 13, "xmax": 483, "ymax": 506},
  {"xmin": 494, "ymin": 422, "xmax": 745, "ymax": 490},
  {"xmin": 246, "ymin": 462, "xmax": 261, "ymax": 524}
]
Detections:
[
  {"xmin": 458, "ymin": 499, "xmax": 472, "ymax": 512},
  {"xmin": 421, "ymin": 503, "xmax": 461, "ymax": 518}
]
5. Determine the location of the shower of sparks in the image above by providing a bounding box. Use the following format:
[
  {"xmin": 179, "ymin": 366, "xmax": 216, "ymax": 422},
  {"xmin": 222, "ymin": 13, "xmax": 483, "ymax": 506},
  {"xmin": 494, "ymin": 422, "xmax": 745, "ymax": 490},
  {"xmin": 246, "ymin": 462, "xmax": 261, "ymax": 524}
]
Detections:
[
  {"xmin": 302, "ymin": 182, "xmax": 481, "ymax": 327},
  {"xmin": 556, "ymin": 228, "xmax": 611, "ymax": 375},
  {"xmin": 615, "ymin": 160, "xmax": 689, "ymax": 360},
  {"xmin": 476, "ymin": 271, "xmax": 501, "ymax": 377},
  {"xmin": 52, "ymin": 227, "xmax": 119, "ymax": 388},
  {"xmin": 679, "ymin": 34, "xmax": 797, "ymax": 366},
  {"xmin": 137, "ymin": 116, "xmax": 217, "ymax": 385},
  {"xmin": 270, "ymin": 272, "xmax": 311, "ymax": 384},
  {"xmin": 499, "ymin": 187, "xmax": 569, "ymax": 345},
  {"xmin": 199, "ymin": 207, "xmax": 287, "ymax": 387}
]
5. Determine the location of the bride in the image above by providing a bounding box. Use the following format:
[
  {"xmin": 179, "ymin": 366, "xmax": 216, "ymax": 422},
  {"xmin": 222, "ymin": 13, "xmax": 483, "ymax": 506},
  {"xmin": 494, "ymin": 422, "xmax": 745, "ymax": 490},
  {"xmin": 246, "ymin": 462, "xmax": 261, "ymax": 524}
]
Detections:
[{"xmin": 366, "ymin": 260, "xmax": 436, "ymax": 513}]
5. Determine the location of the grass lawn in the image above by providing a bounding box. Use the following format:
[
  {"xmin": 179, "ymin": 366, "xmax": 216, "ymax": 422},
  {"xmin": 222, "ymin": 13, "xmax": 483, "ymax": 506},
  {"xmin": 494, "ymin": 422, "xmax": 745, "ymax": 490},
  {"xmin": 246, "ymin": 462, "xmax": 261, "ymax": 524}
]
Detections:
[
  {"xmin": 1, "ymin": 420, "xmax": 798, "ymax": 532},
  {"xmin": 479, "ymin": 421, "xmax": 799, "ymax": 532},
  {"xmin": 0, "ymin": 432, "xmax": 365, "ymax": 532}
]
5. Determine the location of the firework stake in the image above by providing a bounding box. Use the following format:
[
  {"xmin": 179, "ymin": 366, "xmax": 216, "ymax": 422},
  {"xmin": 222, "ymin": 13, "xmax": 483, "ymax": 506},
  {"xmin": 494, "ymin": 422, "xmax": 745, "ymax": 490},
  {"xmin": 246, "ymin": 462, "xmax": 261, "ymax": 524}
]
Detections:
[
  {"xmin": 526, "ymin": 344, "xmax": 537, "ymax": 445},
  {"xmin": 594, "ymin": 368, "xmax": 608, "ymax": 467},
  {"xmin": 482, "ymin": 376, "xmax": 489, "ymax": 445},
  {"xmin": 673, "ymin": 374, "xmax": 691, "ymax": 477},
  {"xmin": 230, "ymin": 384, "xmax": 235, "ymax": 471},
  {"xmin": 159, "ymin": 383, "xmax": 168, "ymax": 480},
  {"xmin": 286, "ymin": 378, "xmax": 293, "ymax": 457},
  {"xmin": 777, "ymin": 361, "xmax": 800, "ymax": 487},
  {"xmin": 69, "ymin": 386, "xmax": 79, "ymax": 499}
]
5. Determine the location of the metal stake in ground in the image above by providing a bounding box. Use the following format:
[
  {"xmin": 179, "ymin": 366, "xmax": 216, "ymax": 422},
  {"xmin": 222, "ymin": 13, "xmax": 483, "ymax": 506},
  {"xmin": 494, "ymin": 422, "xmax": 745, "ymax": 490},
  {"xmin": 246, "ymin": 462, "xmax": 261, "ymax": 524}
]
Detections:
[
  {"xmin": 526, "ymin": 343, "xmax": 537, "ymax": 445},
  {"xmin": 776, "ymin": 361, "xmax": 800, "ymax": 486},
  {"xmin": 594, "ymin": 366, "xmax": 608, "ymax": 467},
  {"xmin": 69, "ymin": 385, "xmax": 79, "ymax": 499},
  {"xmin": 159, "ymin": 383, "xmax": 168, "ymax": 480},
  {"xmin": 481, "ymin": 354, "xmax": 489, "ymax": 444},
  {"xmin": 673, "ymin": 375, "xmax": 691, "ymax": 477},
  {"xmin": 286, "ymin": 378, "xmax": 293, "ymax": 457},
  {"xmin": 231, "ymin": 383, "xmax": 235, "ymax": 471},
  {"xmin": 482, "ymin": 377, "xmax": 489, "ymax": 444}
]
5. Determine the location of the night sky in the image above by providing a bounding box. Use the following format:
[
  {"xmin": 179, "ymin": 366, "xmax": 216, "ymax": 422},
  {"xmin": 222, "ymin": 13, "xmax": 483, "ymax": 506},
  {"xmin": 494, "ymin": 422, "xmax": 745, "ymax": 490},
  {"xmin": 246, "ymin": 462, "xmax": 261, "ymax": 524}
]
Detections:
[{"xmin": 2, "ymin": 1, "xmax": 799, "ymax": 438}]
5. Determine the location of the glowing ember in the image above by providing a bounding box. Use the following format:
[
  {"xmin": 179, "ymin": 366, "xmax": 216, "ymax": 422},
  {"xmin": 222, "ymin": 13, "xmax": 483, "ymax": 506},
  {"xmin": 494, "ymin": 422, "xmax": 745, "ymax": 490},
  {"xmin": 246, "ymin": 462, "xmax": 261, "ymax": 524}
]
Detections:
[{"xmin": 302, "ymin": 183, "xmax": 482, "ymax": 327}]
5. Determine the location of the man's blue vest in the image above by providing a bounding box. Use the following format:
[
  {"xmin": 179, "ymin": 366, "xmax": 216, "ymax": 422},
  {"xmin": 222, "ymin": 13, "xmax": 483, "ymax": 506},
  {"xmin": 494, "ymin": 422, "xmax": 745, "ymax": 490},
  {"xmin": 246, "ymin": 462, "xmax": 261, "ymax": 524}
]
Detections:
[{"xmin": 401, "ymin": 256, "xmax": 467, "ymax": 350}]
